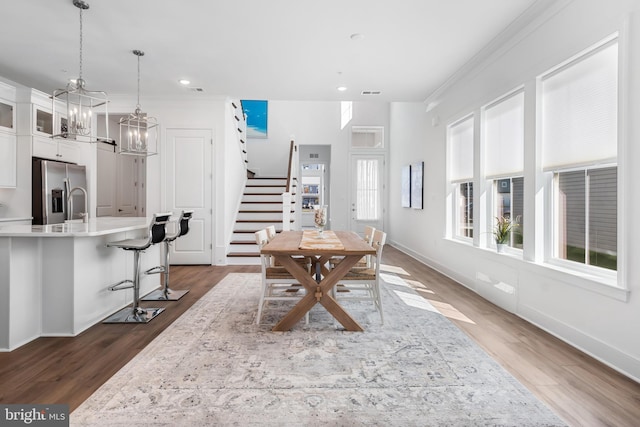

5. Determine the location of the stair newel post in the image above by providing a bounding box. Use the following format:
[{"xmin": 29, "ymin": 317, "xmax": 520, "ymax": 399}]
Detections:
[{"xmin": 282, "ymin": 192, "xmax": 292, "ymax": 231}]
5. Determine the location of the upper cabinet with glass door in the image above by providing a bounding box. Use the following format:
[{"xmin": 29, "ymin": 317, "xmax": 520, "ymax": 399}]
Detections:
[
  {"xmin": 33, "ymin": 105, "xmax": 53, "ymax": 137},
  {"xmin": 0, "ymin": 82, "xmax": 16, "ymax": 188},
  {"xmin": 0, "ymin": 82, "xmax": 16, "ymax": 133}
]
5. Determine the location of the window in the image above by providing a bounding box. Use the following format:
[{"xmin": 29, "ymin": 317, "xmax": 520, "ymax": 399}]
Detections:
[
  {"xmin": 340, "ymin": 101, "xmax": 352, "ymax": 130},
  {"xmin": 556, "ymin": 167, "xmax": 617, "ymax": 270},
  {"xmin": 448, "ymin": 116, "xmax": 474, "ymax": 239},
  {"xmin": 541, "ymin": 36, "xmax": 618, "ymax": 271},
  {"xmin": 458, "ymin": 182, "xmax": 473, "ymax": 238},
  {"xmin": 495, "ymin": 177, "xmax": 524, "ymax": 248},
  {"xmin": 351, "ymin": 126, "xmax": 384, "ymax": 149},
  {"xmin": 355, "ymin": 158, "xmax": 380, "ymax": 220},
  {"xmin": 484, "ymin": 90, "xmax": 524, "ymax": 248}
]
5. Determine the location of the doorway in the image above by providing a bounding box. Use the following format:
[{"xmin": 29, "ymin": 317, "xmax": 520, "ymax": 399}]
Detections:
[
  {"xmin": 299, "ymin": 145, "xmax": 331, "ymax": 229},
  {"xmin": 96, "ymin": 114, "xmax": 146, "ymax": 217},
  {"xmin": 349, "ymin": 154, "xmax": 384, "ymax": 235}
]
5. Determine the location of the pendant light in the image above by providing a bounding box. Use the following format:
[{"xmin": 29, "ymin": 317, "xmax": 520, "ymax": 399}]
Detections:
[
  {"xmin": 52, "ymin": 0, "xmax": 109, "ymax": 143},
  {"xmin": 119, "ymin": 50, "xmax": 159, "ymax": 156}
]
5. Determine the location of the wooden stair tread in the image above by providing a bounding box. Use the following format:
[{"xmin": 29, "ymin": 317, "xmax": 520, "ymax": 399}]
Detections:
[
  {"xmin": 236, "ymin": 219, "xmax": 295, "ymax": 223},
  {"xmin": 239, "ymin": 210, "xmax": 295, "ymax": 213},
  {"xmin": 249, "ymin": 177, "xmax": 287, "ymax": 180},
  {"xmin": 227, "ymin": 252, "xmax": 260, "ymax": 257},
  {"xmin": 244, "ymin": 192, "xmax": 297, "ymax": 196}
]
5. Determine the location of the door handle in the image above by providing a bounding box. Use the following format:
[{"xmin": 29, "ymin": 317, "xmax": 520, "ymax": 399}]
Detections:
[{"xmin": 118, "ymin": 209, "xmax": 123, "ymax": 212}]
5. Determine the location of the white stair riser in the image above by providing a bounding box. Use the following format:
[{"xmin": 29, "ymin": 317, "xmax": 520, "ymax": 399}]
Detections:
[
  {"xmin": 238, "ymin": 212, "xmax": 289, "ymax": 221},
  {"xmin": 244, "ymin": 186, "xmax": 286, "ymax": 194},
  {"xmin": 232, "ymin": 233, "xmax": 259, "ymax": 242},
  {"xmin": 226, "ymin": 257, "xmax": 261, "ymax": 266},
  {"xmin": 239, "ymin": 203, "xmax": 286, "ymax": 211},
  {"xmin": 242, "ymin": 194, "xmax": 284, "ymax": 203},
  {"xmin": 234, "ymin": 222, "xmax": 286, "ymax": 231},
  {"xmin": 247, "ymin": 179, "xmax": 287, "ymax": 186},
  {"xmin": 227, "ymin": 244, "xmax": 260, "ymax": 253}
]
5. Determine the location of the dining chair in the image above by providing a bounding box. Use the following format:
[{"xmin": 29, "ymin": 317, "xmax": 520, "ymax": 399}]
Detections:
[
  {"xmin": 330, "ymin": 225, "xmax": 375, "ymax": 270},
  {"xmin": 334, "ymin": 229, "xmax": 387, "ymax": 324},
  {"xmin": 255, "ymin": 229, "xmax": 309, "ymax": 325},
  {"xmin": 266, "ymin": 225, "xmax": 277, "ymax": 241}
]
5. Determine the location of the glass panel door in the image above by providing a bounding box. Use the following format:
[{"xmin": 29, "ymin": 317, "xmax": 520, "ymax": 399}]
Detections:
[{"xmin": 350, "ymin": 154, "xmax": 384, "ymax": 235}]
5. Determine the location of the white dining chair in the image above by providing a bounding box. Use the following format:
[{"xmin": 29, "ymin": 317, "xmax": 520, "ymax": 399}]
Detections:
[
  {"xmin": 330, "ymin": 225, "xmax": 375, "ymax": 270},
  {"xmin": 255, "ymin": 229, "xmax": 309, "ymax": 325},
  {"xmin": 334, "ymin": 229, "xmax": 387, "ymax": 324}
]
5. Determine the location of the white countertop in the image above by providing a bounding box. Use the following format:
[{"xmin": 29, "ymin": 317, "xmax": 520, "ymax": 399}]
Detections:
[
  {"xmin": 0, "ymin": 217, "xmax": 32, "ymax": 223},
  {"xmin": 0, "ymin": 216, "xmax": 152, "ymax": 237}
]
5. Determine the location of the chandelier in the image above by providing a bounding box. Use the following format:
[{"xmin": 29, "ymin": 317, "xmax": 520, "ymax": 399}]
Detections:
[
  {"xmin": 119, "ymin": 50, "xmax": 159, "ymax": 156},
  {"xmin": 52, "ymin": 0, "xmax": 109, "ymax": 143}
]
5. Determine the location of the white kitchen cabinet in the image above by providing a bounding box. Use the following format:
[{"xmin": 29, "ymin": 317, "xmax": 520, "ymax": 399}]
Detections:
[
  {"xmin": 32, "ymin": 135, "xmax": 80, "ymax": 164},
  {"xmin": 0, "ymin": 98, "xmax": 16, "ymax": 133},
  {"xmin": 33, "ymin": 104, "xmax": 54, "ymax": 137},
  {"xmin": 0, "ymin": 132, "xmax": 16, "ymax": 187},
  {"xmin": 0, "ymin": 83, "xmax": 17, "ymax": 187}
]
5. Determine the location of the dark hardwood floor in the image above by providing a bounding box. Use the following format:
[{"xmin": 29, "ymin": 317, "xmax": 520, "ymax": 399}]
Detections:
[{"xmin": 1, "ymin": 247, "xmax": 638, "ymax": 426}]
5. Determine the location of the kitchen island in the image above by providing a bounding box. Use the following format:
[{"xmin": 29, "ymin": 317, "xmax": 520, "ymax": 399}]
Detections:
[{"xmin": 0, "ymin": 217, "xmax": 162, "ymax": 351}]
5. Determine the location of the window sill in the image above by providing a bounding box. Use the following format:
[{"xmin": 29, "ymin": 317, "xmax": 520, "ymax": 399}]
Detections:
[
  {"xmin": 444, "ymin": 237, "xmax": 629, "ymax": 302},
  {"xmin": 533, "ymin": 261, "xmax": 627, "ymax": 302}
]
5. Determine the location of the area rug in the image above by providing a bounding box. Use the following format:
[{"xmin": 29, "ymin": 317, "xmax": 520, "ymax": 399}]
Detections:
[{"xmin": 71, "ymin": 273, "xmax": 565, "ymax": 426}]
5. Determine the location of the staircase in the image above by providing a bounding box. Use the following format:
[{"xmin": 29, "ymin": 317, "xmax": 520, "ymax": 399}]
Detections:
[{"xmin": 226, "ymin": 177, "xmax": 297, "ymax": 264}]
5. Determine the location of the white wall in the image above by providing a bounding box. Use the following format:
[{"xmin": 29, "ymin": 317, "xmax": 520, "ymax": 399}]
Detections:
[
  {"xmin": 247, "ymin": 100, "xmax": 390, "ymax": 231},
  {"xmin": 0, "ymin": 78, "xmax": 31, "ymax": 220},
  {"xmin": 389, "ymin": 0, "xmax": 640, "ymax": 381},
  {"xmin": 218, "ymin": 100, "xmax": 248, "ymax": 264}
]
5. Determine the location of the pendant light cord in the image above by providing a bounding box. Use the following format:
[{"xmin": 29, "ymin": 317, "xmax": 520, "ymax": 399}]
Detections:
[
  {"xmin": 137, "ymin": 53, "xmax": 141, "ymax": 109},
  {"xmin": 78, "ymin": 6, "xmax": 83, "ymax": 81}
]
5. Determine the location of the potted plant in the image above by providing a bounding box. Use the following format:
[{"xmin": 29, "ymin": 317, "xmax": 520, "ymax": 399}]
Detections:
[{"xmin": 493, "ymin": 216, "xmax": 518, "ymax": 253}]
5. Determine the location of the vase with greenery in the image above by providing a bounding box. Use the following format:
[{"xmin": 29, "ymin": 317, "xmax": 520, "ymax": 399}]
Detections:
[{"xmin": 493, "ymin": 216, "xmax": 518, "ymax": 252}]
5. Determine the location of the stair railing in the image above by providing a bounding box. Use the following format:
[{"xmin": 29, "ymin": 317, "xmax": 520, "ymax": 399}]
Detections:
[
  {"xmin": 231, "ymin": 100, "xmax": 248, "ymax": 169},
  {"xmin": 282, "ymin": 140, "xmax": 297, "ymax": 231}
]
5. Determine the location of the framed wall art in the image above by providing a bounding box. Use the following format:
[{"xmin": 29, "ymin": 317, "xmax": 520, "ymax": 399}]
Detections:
[
  {"xmin": 401, "ymin": 164, "xmax": 411, "ymax": 208},
  {"xmin": 241, "ymin": 100, "xmax": 268, "ymax": 138},
  {"xmin": 411, "ymin": 161, "xmax": 424, "ymax": 209}
]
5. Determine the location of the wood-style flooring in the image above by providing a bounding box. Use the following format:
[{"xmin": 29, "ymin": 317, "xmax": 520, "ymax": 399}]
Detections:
[{"xmin": 0, "ymin": 247, "xmax": 638, "ymax": 426}]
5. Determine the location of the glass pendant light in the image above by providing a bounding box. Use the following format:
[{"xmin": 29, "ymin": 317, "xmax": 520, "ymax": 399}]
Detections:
[
  {"xmin": 52, "ymin": 0, "xmax": 109, "ymax": 143},
  {"xmin": 119, "ymin": 50, "xmax": 159, "ymax": 156}
]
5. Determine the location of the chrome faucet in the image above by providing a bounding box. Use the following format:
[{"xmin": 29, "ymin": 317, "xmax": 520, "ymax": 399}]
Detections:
[{"xmin": 67, "ymin": 186, "xmax": 89, "ymax": 223}]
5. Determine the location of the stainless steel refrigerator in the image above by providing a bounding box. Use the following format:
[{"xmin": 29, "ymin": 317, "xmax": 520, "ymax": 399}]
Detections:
[{"xmin": 32, "ymin": 158, "xmax": 88, "ymax": 225}]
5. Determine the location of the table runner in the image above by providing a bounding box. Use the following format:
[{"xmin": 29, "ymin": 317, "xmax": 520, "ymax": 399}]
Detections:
[{"xmin": 299, "ymin": 230, "xmax": 345, "ymax": 250}]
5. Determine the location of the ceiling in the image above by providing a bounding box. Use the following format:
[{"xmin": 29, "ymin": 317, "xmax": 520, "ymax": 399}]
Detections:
[{"xmin": 0, "ymin": 0, "xmax": 546, "ymax": 103}]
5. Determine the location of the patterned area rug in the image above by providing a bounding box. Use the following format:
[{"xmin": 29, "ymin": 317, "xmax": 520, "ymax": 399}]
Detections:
[{"xmin": 71, "ymin": 273, "xmax": 565, "ymax": 426}]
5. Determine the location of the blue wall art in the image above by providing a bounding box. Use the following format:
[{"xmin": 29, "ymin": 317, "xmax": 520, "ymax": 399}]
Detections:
[{"xmin": 241, "ymin": 100, "xmax": 268, "ymax": 138}]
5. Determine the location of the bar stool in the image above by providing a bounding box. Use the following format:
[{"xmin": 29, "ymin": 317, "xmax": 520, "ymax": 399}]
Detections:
[
  {"xmin": 103, "ymin": 212, "xmax": 172, "ymax": 323},
  {"xmin": 142, "ymin": 210, "xmax": 193, "ymax": 301}
]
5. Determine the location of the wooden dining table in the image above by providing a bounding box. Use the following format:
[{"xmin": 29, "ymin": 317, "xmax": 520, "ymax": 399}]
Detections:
[{"xmin": 260, "ymin": 230, "xmax": 376, "ymax": 331}]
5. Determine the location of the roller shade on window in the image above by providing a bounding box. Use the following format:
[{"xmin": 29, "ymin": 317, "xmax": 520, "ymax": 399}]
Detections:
[
  {"xmin": 541, "ymin": 39, "xmax": 618, "ymax": 170},
  {"xmin": 449, "ymin": 116, "xmax": 474, "ymax": 182},
  {"xmin": 484, "ymin": 91, "xmax": 524, "ymax": 178}
]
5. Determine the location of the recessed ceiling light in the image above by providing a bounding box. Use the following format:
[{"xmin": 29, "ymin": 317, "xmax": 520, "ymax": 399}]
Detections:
[
  {"xmin": 337, "ymin": 86, "xmax": 348, "ymax": 92},
  {"xmin": 179, "ymin": 79, "xmax": 191, "ymax": 86}
]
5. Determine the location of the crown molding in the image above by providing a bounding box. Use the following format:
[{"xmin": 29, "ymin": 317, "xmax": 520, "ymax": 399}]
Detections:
[{"xmin": 424, "ymin": 0, "xmax": 574, "ymax": 111}]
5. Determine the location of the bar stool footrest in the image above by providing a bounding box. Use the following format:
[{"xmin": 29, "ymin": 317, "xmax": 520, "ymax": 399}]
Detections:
[
  {"xmin": 102, "ymin": 306, "xmax": 165, "ymax": 323},
  {"xmin": 145, "ymin": 266, "xmax": 165, "ymax": 275},
  {"xmin": 108, "ymin": 280, "xmax": 133, "ymax": 291},
  {"xmin": 141, "ymin": 288, "xmax": 189, "ymax": 301}
]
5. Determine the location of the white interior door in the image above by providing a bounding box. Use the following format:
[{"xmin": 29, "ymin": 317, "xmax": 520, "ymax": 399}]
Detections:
[
  {"xmin": 96, "ymin": 142, "xmax": 116, "ymax": 216},
  {"xmin": 349, "ymin": 154, "xmax": 384, "ymax": 235},
  {"xmin": 116, "ymin": 155, "xmax": 138, "ymax": 216},
  {"xmin": 166, "ymin": 128, "xmax": 213, "ymax": 264}
]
